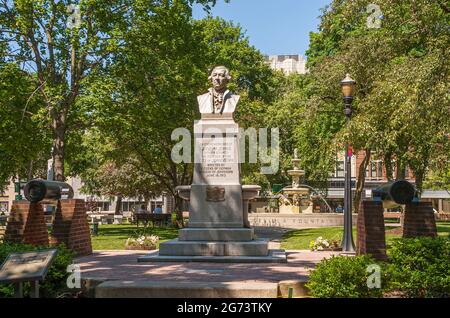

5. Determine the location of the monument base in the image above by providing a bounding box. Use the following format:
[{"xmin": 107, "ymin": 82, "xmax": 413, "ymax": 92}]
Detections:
[
  {"xmin": 159, "ymin": 238, "xmax": 269, "ymax": 256},
  {"xmin": 138, "ymin": 249, "xmax": 287, "ymax": 263},
  {"xmin": 179, "ymin": 228, "xmax": 254, "ymax": 241}
]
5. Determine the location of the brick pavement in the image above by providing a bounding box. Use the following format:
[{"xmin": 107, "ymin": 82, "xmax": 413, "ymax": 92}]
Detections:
[{"xmin": 76, "ymin": 249, "xmax": 344, "ymax": 284}]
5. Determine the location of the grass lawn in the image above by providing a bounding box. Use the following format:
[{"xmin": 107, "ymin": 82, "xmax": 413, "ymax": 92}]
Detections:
[
  {"xmin": 91, "ymin": 224, "xmax": 179, "ymax": 250},
  {"xmin": 280, "ymin": 221, "xmax": 450, "ymax": 250},
  {"xmin": 91, "ymin": 222, "xmax": 450, "ymax": 251}
]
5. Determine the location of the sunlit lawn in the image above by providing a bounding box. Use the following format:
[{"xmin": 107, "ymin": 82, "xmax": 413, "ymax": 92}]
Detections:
[
  {"xmin": 280, "ymin": 222, "xmax": 450, "ymax": 250},
  {"xmin": 91, "ymin": 222, "xmax": 450, "ymax": 250},
  {"xmin": 91, "ymin": 224, "xmax": 179, "ymax": 250}
]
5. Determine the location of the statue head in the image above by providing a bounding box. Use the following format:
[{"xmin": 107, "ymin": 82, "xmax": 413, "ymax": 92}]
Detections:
[{"xmin": 208, "ymin": 66, "xmax": 231, "ymax": 92}]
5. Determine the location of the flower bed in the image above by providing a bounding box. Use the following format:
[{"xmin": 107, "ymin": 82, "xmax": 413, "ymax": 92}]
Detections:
[
  {"xmin": 309, "ymin": 236, "xmax": 341, "ymax": 251},
  {"xmin": 125, "ymin": 235, "xmax": 159, "ymax": 250}
]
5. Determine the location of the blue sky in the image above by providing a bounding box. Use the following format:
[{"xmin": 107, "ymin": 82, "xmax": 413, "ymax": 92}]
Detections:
[{"xmin": 192, "ymin": 0, "xmax": 332, "ymax": 57}]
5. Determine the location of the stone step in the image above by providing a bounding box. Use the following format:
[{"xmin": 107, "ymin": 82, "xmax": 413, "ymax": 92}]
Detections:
[
  {"xmin": 179, "ymin": 228, "xmax": 254, "ymax": 241},
  {"xmin": 95, "ymin": 281, "xmax": 279, "ymax": 298},
  {"xmin": 137, "ymin": 249, "xmax": 287, "ymax": 263},
  {"xmin": 158, "ymin": 238, "xmax": 268, "ymax": 256}
]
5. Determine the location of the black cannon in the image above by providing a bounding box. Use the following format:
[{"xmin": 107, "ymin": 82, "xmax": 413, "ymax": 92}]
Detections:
[
  {"xmin": 23, "ymin": 179, "xmax": 74, "ymax": 203},
  {"xmin": 372, "ymin": 180, "xmax": 416, "ymax": 209}
]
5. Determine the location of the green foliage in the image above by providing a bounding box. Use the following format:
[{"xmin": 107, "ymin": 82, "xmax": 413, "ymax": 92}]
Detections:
[
  {"xmin": 0, "ymin": 0, "xmax": 221, "ymax": 181},
  {"xmin": 289, "ymin": 0, "xmax": 450, "ymax": 196},
  {"xmin": 91, "ymin": 224, "xmax": 178, "ymax": 250},
  {"xmin": 386, "ymin": 237, "xmax": 450, "ymax": 298},
  {"xmin": 86, "ymin": 9, "xmax": 279, "ymax": 210},
  {"xmin": 0, "ymin": 243, "xmax": 74, "ymax": 298},
  {"xmin": 306, "ymin": 236, "xmax": 450, "ymax": 298},
  {"xmin": 306, "ymin": 255, "xmax": 385, "ymax": 298},
  {"xmin": 0, "ymin": 62, "xmax": 50, "ymax": 185}
]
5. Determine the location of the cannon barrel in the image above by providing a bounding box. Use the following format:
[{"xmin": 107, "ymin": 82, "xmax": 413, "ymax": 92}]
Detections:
[
  {"xmin": 372, "ymin": 180, "xmax": 416, "ymax": 209},
  {"xmin": 24, "ymin": 179, "xmax": 74, "ymax": 203}
]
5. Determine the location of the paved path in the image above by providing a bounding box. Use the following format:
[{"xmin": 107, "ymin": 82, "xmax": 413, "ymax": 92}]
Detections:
[
  {"xmin": 76, "ymin": 227, "xmax": 351, "ymax": 284},
  {"xmin": 254, "ymin": 226, "xmax": 290, "ymax": 249},
  {"xmin": 76, "ymin": 249, "xmax": 344, "ymax": 284}
]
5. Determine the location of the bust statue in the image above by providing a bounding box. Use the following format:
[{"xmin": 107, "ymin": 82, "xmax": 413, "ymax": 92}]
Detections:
[{"xmin": 197, "ymin": 66, "xmax": 240, "ymax": 115}]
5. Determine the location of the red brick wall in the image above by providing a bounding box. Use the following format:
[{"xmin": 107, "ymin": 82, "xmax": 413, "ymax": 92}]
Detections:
[
  {"xmin": 4, "ymin": 201, "xmax": 49, "ymax": 246},
  {"xmin": 403, "ymin": 202, "xmax": 437, "ymax": 238},
  {"xmin": 357, "ymin": 200, "xmax": 387, "ymax": 261},
  {"xmin": 51, "ymin": 199, "xmax": 92, "ymax": 256}
]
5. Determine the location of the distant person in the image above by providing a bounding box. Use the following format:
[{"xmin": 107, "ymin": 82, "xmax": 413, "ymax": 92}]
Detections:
[
  {"xmin": 153, "ymin": 206, "xmax": 162, "ymax": 214},
  {"xmin": 336, "ymin": 205, "xmax": 343, "ymax": 213}
]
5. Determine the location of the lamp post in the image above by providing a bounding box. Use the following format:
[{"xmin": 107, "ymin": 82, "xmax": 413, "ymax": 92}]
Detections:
[{"xmin": 341, "ymin": 74, "xmax": 356, "ymax": 252}]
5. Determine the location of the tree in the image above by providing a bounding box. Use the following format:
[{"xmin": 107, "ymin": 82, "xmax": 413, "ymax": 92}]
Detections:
[
  {"xmin": 0, "ymin": 61, "xmax": 50, "ymax": 186},
  {"xmin": 0, "ymin": 0, "xmax": 219, "ymax": 181},
  {"xmin": 291, "ymin": 0, "xmax": 449, "ymax": 211},
  {"xmin": 90, "ymin": 160, "xmax": 162, "ymax": 215},
  {"xmin": 87, "ymin": 8, "xmax": 278, "ymax": 217}
]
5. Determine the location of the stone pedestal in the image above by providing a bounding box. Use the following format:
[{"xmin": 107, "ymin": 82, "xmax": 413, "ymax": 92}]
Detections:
[
  {"xmin": 179, "ymin": 228, "xmax": 254, "ymax": 241},
  {"xmin": 356, "ymin": 200, "xmax": 387, "ymax": 261},
  {"xmin": 403, "ymin": 202, "xmax": 437, "ymax": 238},
  {"xmin": 51, "ymin": 199, "xmax": 92, "ymax": 256},
  {"xmin": 4, "ymin": 201, "xmax": 49, "ymax": 246},
  {"xmin": 189, "ymin": 118, "xmax": 243, "ymax": 228},
  {"xmin": 139, "ymin": 114, "xmax": 286, "ymax": 263}
]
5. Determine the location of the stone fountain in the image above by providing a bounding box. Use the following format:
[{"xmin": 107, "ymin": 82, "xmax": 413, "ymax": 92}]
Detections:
[{"xmin": 279, "ymin": 149, "xmax": 314, "ymax": 214}]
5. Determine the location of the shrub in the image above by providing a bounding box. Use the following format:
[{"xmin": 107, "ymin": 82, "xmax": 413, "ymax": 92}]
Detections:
[
  {"xmin": 306, "ymin": 255, "xmax": 385, "ymax": 298},
  {"xmin": 386, "ymin": 237, "xmax": 450, "ymax": 298},
  {"xmin": 0, "ymin": 242, "xmax": 75, "ymax": 298}
]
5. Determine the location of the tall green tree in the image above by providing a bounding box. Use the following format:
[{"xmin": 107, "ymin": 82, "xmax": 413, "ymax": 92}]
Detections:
[
  {"xmin": 0, "ymin": 0, "xmax": 219, "ymax": 181},
  {"xmin": 86, "ymin": 7, "xmax": 278, "ymax": 215},
  {"xmin": 294, "ymin": 0, "xmax": 449, "ymax": 211},
  {"xmin": 0, "ymin": 61, "xmax": 49, "ymax": 186}
]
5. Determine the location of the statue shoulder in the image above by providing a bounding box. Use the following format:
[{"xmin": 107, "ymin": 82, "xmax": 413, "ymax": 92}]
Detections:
[
  {"xmin": 197, "ymin": 91, "xmax": 211, "ymax": 103},
  {"xmin": 229, "ymin": 94, "xmax": 240, "ymax": 103},
  {"xmin": 198, "ymin": 91, "xmax": 212, "ymax": 114}
]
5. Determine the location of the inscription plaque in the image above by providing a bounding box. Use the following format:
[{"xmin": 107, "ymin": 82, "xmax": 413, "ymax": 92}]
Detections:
[
  {"xmin": 206, "ymin": 187, "xmax": 226, "ymax": 202},
  {"xmin": 0, "ymin": 249, "xmax": 57, "ymax": 283}
]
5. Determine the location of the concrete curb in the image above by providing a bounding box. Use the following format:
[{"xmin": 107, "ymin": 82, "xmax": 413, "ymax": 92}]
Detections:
[
  {"xmin": 95, "ymin": 281, "xmax": 279, "ymax": 298},
  {"xmin": 84, "ymin": 278, "xmax": 311, "ymax": 298}
]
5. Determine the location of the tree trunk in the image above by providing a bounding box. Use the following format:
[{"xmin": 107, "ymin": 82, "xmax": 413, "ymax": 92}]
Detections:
[
  {"xmin": 384, "ymin": 152, "xmax": 393, "ymax": 181},
  {"xmin": 27, "ymin": 160, "xmax": 33, "ymax": 181},
  {"xmin": 353, "ymin": 149, "xmax": 371, "ymax": 214},
  {"xmin": 52, "ymin": 112, "xmax": 66, "ymax": 182},
  {"xmin": 414, "ymin": 171, "xmax": 424, "ymax": 195},
  {"xmin": 115, "ymin": 196, "xmax": 122, "ymax": 215}
]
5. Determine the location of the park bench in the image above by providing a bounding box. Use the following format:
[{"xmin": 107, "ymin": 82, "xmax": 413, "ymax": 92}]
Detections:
[
  {"xmin": 383, "ymin": 212, "xmax": 401, "ymax": 220},
  {"xmin": 135, "ymin": 213, "xmax": 171, "ymax": 228}
]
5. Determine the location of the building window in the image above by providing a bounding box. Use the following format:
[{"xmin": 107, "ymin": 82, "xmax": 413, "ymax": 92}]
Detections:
[
  {"xmin": 100, "ymin": 202, "xmax": 110, "ymax": 211},
  {"xmin": 336, "ymin": 161, "xmax": 344, "ymax": 178},
  {"xmin": 371, "ymin": 162, "xmax": 377, "ymax": 178},
  {"xmin": 378, "ymin": 161, "xmax": 383, "ymax": 178},
  {"xmin": 366, "ymin": 160, "xmax": 383, "ymax": 179}
]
